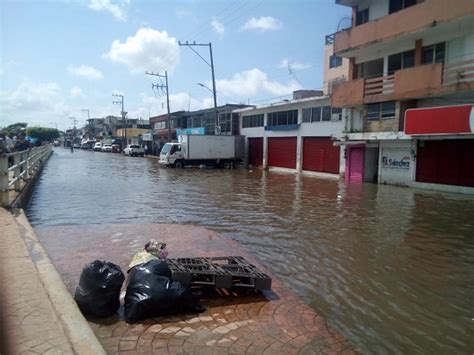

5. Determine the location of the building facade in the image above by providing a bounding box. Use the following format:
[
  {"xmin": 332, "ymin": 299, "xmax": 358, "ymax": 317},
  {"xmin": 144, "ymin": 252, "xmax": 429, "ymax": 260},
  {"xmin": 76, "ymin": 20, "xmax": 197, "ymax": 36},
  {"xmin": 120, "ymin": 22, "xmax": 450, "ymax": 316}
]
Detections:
[
  {"xmin": 237, "ymin": 92, "xmax": 347, "ymax": 177},
  {"xmin": 331, "ymin": 0, "xmax": 474, "ymax": 192},
  {"xmin": 150, "ymin": 104, "xmax": 252, "ymax": 154}
]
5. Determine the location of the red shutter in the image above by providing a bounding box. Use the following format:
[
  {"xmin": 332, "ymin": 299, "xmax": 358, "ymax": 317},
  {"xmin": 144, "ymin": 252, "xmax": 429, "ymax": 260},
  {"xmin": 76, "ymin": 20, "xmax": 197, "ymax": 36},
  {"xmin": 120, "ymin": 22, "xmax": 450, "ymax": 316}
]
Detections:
[
  {"xmin": 268, "ymin": 137, "xmax": 297, "ymax": 169},
  {"xmin": 302, "ymin": 137, "xmax": 340, "ymax": 174},
  {"xmin": 347, "ymin": 147, "xmax": 364, "ymax": 182},
  {"xmin": 248, "ymin": 138, "xmax": 263, "ymax": 167},
  {"xmin": 416, "ymin": 139, "xmax": 474, "ymax": 187}
]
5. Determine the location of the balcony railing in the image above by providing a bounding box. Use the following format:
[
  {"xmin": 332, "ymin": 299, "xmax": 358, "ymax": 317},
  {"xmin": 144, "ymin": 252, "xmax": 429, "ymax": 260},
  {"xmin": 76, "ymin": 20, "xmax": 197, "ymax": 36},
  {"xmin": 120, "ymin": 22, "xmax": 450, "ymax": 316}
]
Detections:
[
  {"xmin": 443, "ymin": 58, "xmax": 474, "ymax": 85},
  {"xmin": 364, "ymin": 75, "xmax": 394, "ymax": 97}
]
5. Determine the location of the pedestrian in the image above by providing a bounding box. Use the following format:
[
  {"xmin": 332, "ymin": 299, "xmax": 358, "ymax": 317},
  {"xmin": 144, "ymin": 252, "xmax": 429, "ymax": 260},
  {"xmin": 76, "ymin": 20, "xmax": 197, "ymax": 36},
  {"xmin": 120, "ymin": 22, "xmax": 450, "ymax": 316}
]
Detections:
[{"xmin": 144, "ymin": 144, "xmax": 148, "ymax": 156}]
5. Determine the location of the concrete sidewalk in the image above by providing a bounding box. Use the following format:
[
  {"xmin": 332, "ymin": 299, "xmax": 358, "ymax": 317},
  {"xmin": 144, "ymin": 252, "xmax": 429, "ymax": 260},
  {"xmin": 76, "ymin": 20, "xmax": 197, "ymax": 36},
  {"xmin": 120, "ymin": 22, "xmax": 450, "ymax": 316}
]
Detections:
[{"xmin": 0, "ymin": 208, "xmax": 105, "ymax": 354}]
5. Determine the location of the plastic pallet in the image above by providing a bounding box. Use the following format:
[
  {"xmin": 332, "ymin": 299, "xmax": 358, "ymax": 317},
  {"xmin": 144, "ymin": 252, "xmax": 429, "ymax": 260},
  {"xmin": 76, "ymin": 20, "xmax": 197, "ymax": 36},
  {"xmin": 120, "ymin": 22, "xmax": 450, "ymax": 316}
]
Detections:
[{"xmin": 167, "ymin": 256, "xmax": 272, "ymax": 291}]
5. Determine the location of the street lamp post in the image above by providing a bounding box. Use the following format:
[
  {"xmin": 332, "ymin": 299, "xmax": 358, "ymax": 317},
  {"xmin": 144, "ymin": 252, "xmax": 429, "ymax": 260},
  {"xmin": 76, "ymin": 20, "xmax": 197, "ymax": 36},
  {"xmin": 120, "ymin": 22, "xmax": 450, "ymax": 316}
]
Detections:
[{"xmin": 197, "ymin": 83, "xmax": 219, "ymax": 134}]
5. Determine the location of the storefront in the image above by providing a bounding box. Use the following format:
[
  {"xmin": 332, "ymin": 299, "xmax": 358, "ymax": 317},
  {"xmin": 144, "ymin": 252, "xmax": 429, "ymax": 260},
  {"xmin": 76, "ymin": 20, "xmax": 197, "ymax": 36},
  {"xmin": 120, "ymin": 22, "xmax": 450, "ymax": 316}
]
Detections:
[
  {"xmin": 302, "ymin": 137, "xmax": 340, "ymax": 174},
  {"xmin": 248, "ymin": 138, "xmax": 263, "ymax": 167},
  {"xmin": 267, "ymin": 137, "xmax": 297, "ymax": 169},
  {"xmin": 405, "ymin": 104, "xmax": 474, "ymax": 188},
  {"xmin": 378, "ymin": 140, "xmax": 415, "ymax": 186},
  {"xmin": 346, "ymin": 145, "xmax": 365, "ymax": 182}
]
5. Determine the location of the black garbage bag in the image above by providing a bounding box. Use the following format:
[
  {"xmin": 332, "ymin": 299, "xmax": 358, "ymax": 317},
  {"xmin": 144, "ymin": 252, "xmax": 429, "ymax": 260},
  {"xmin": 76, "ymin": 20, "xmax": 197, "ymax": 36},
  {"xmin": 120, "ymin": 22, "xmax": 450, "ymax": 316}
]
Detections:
[
  {"xmin": 74, "ymin": 260, "xmax": 125, "ymax": 318},
  {"xmin": 124, "ymin": 260, "xmax": 203, "ymax": 323}
]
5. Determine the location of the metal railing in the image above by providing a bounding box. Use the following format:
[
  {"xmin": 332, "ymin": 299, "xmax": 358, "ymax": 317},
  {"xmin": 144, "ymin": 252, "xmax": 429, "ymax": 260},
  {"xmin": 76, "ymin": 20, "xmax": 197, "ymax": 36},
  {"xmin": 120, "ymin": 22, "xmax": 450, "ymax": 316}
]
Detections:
[
  {"xmin": 364, "ymin": 74, "xmax": 395, "ymax": 97},
  {"xmin": 443, "ymin": 58, "xmax": 474, "ymax": 85},
  {"xmin": 0, "ymin": 144, "xmax": 53, "ymax": 207}
]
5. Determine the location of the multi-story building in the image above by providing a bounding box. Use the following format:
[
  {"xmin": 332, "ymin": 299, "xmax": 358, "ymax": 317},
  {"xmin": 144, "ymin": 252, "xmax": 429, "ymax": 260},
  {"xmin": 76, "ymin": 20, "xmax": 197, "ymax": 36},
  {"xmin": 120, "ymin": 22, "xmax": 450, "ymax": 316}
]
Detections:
[
  {"xmin": 236, "ymin": 90, "xmax": 348, "ymax": 176},
  {"xmin": 332, "ymin": 0, "xmax": 474, "ymax": 192},
  {"xmin": 235, "ymin": 38, "xmax": 350, "ymax": 177}
]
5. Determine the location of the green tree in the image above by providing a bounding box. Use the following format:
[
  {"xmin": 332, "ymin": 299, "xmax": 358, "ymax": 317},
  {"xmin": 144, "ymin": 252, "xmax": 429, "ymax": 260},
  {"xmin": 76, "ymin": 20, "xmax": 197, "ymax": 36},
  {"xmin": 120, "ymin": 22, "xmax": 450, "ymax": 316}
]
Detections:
[
  {"xmin": 1, "ymin": 122, "xmax": 28, "ymax": 136},
  {"xmin": 26, "ymin": 127, "xmax": 60, "ymax": 142}
]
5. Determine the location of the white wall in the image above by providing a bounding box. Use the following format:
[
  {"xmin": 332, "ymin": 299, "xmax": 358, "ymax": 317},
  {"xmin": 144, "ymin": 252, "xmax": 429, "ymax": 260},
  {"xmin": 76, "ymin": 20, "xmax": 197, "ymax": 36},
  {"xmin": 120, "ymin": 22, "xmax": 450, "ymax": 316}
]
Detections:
[{"xmin": 378, "ymin": 140, "xmax": 415, "ymax": 186}]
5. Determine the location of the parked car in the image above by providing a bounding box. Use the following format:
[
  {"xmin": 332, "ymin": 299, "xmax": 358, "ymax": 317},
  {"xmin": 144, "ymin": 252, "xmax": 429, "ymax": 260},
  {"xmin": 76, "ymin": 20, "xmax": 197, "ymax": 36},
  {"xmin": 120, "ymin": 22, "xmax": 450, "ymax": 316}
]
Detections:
[
  {"xmin": 101, "ymin": 144, "xmax": 112, "ymax": 152},
  {"xmin": 93, "ymin": 142, "xmax": 102, "ymax": 151},
  {"xmin": 111, "ymin": 144, "xmax": 121, "ymax": 153},
  {"xmin": 53, "ymin": 140, "xmax": 60, "ymax": 146},
  {"xmin": 123, "ymin": 144, "xmax": 144, "ymax": 157},
  {"xmin": 73, "ymin": 143, "xmax": 81, "ymax": 149}
]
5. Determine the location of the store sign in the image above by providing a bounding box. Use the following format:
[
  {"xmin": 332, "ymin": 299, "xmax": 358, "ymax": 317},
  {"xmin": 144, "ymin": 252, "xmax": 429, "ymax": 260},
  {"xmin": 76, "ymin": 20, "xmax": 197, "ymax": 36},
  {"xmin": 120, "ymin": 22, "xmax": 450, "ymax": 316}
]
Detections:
[
  {"xmin": 382, "ymin": 155, "xmax": 410, "ymax": 170},
  {"xmin": 176, "ymin": 127, "xmax": 205, "ymax": 135},
  {"xmin": 405, "ymin": 104, "xmax": 474, "ymax": 135}
]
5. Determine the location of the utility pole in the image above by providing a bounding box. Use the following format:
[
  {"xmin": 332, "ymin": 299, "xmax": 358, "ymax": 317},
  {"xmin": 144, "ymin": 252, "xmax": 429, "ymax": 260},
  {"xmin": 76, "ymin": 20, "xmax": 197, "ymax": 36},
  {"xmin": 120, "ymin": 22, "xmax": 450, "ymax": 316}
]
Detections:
[
  {"xmin": 179, "ymin": 41, "xmax": 218, "ymax": 133},
  {"xmin": 82, "ymin": 109, "xmax": 90, "ymax": 138},
  {"xmin": 112, "ymin": 94, "xmax": 127, "ymax": 150},
  {"xmin": 69, "ymin": 116, "xmax": 77, "ymax": 150},
  {"xmin": 146, "ymin": 71, "xmax": 171, "ymax": 142}
]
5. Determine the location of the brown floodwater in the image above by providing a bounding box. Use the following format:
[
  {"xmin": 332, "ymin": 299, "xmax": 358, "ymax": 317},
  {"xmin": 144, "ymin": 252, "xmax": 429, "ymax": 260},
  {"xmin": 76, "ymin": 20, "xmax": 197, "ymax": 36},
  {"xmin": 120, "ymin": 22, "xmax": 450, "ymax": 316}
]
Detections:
[{"xmin": 27, "ymin": 148, "xmax": 474, "ymax": 353}]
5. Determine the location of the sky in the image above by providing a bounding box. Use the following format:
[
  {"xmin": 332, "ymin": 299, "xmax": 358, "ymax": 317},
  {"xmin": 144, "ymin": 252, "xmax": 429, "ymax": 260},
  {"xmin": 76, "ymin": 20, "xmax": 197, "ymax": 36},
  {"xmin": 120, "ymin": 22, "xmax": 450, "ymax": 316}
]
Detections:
[{"xmin": 0, "ymin": 0, "xmax": 350, "ymax": 130}]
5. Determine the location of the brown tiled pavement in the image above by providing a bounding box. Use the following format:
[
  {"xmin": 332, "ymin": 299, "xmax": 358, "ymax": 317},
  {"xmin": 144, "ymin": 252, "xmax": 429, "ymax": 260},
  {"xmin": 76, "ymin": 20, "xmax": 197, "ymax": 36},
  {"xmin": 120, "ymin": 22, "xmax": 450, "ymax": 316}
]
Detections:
[
  {"xmin": 0, "ymin": 208, "xmax": 105, "ymax": 354},
  {"xmin": 36, "ymin": 223, "xmax": 359, "ymax": 354}
]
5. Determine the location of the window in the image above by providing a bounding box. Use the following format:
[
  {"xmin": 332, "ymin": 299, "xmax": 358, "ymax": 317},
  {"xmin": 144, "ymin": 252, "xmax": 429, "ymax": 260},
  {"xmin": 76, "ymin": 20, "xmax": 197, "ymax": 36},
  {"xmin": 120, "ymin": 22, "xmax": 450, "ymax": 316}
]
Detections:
[
  {"xmin": 219, "ymin": 113, "xmax": 232, "ymax": 133},
  {"xmin": 422, "ymin": 42, "xmax": 445, "ymax": 64},
  {"xmin": 331, "ymin": 107, "xmax": 343, "ymax": 121},
  {"xmin": 322, "ymin": 106, "xmax": 332, "ymax": 121},
  {"xmin": 302, "ymin": 107, "xmax": 322, "ymax": 123},
  {"xmin": 389, "ymin": 0, "xmax": 417, "ymax": 14},
  {"xmin": 268, "ymin": 110, "xmax": 298, "ymax": 126},
  {"xmin": 388, "ymin": 50, "xmax": 415, "ymax": 75},
  {"xmin": 355, "ymin": 8, "xmax": 369, "ymax": 26},
  {"xmin": 367, "ymin": 102, "xmax": 396, "ymax": 120},
  {"xmin": 302, "ymin": 108, "xmax": 311, "ymax": 123},
  {"xmin": 312, "ymin": 107, "xmax": 322, "ymax": 122},
  {"xmin": 329, "ymin": 54, "xmax": 343, "ymax": 68},
  {"xmin": 242, "ymin": 114, "xmax": 264, "ymax": 128}
]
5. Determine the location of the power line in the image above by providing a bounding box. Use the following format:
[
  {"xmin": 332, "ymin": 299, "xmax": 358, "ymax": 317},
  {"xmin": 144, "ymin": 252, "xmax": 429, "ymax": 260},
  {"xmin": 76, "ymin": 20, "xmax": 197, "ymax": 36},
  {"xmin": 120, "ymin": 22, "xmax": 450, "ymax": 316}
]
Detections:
[{"xmin": 146, "ymin": 71, "xmax": 172, "ymax": 142}]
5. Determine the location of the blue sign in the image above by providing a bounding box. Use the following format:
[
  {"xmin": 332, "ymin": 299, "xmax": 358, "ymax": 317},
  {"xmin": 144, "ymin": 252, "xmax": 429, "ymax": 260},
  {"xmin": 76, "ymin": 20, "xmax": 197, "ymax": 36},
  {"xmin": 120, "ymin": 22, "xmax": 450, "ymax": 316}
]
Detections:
[{"xmin": 176, "ymin": 127, "xmax": 205, "ymax": 135}]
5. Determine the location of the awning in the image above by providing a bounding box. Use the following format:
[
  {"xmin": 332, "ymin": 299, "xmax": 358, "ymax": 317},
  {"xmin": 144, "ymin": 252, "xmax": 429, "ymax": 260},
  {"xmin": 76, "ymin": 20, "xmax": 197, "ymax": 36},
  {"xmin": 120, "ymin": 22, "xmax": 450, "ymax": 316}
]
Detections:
[{"xmin": 404, "ymin": 104, "xmax": 474, "ymax": 136}]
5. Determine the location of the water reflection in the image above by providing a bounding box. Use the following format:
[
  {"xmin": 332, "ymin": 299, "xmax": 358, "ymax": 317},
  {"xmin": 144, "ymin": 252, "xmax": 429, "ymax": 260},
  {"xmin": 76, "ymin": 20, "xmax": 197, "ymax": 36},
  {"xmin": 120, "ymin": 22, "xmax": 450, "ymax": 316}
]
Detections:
[{"xmin": 28, "ymin": 148, "xmax": 474, "ymax": 353}]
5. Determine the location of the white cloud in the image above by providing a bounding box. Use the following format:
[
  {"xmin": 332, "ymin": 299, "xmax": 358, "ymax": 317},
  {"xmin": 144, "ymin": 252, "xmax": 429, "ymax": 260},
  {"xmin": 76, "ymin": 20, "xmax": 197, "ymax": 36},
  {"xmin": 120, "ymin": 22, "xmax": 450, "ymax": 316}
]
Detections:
[
  {"xmin": 70, "ymin": 86, "xmax": 84, "ymax": 98},
  {"xmin": 130, "ymin": 92, "xmax": 212, "ymax": 119},
  {"xmin": 278, "ymin": 58, "xmax": 312, "ymax": 70},
  {"xmin": 68, "ymin": 65, "xmax": 104, "ymax": 80},
  {"xmin": 104, "ymin": 28, "xmax": 180, "ymax": 74},
  {"xmin": 88, "ymin": 0, "xmax": 128, "ymax": 21},
  {"xmin": 214, "ymin": 68, "xmax": 300, "ymax": 99},
  {"xmin": 0, "ymin": 80, "xmax": 71, "ymax": 129},
  {"xmin": 241, "ymin": 16, "xmax": 282, "ymax": 32},
  {"xmin": 175, "ymin": 8, "xmax": 192, "ymax": 18},
  {"xmin": 211, "ymin": 18, "xmax": 225, "ymax": 40}
]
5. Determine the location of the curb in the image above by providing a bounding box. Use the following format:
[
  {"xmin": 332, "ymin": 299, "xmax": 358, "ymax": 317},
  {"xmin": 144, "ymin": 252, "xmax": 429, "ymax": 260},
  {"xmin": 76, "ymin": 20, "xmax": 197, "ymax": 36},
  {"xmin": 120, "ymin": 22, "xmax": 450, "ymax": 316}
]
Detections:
[{"xmin": 14, "ymin": 209, "xmax": 106, "ymax": 355}]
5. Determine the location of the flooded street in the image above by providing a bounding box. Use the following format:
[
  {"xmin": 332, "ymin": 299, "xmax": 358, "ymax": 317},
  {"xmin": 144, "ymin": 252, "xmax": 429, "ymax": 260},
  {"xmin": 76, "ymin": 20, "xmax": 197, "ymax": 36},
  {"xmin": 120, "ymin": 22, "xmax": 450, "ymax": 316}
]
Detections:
[{"xmin": 28, "ymin": 148, "xmax": 474, "ymax": 353}]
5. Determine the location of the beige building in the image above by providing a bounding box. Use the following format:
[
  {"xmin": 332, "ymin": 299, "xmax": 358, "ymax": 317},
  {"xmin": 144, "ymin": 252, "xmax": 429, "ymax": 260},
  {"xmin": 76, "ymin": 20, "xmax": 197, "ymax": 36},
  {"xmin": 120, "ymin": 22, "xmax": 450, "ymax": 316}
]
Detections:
[{"xmin": 331, "ymin": 0, "xmax": 474, "ymax": 193}]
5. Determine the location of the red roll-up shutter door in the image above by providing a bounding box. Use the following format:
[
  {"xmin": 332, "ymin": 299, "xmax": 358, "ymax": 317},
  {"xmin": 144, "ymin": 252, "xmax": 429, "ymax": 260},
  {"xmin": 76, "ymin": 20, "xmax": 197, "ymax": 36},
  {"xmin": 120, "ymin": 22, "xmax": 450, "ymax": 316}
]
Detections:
[
  {"xmin": 248, "ymin": 138, "xmax": 263, "ymax": 167},
  {"xmin": 268, "ymin": 137, "xmax": 297, "ymax": 169},
  {"xmin": 416, "ymin": 139, "xmax": 474, "ymax": 187},
  {"xmin": 302, "ymin": 137, "xmax": 340, "ymax": 174},
  {"xmin": 347, "ymin": 147, "xmax": 364, "ymax": 182}
]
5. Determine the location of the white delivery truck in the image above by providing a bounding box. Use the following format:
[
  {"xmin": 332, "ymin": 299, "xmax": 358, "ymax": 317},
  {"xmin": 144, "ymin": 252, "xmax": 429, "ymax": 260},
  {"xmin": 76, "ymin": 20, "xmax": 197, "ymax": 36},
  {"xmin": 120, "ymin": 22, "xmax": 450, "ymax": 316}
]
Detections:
[{"xmin": 159, "ymin": 135, "xmax": 245, "ymax": 168}]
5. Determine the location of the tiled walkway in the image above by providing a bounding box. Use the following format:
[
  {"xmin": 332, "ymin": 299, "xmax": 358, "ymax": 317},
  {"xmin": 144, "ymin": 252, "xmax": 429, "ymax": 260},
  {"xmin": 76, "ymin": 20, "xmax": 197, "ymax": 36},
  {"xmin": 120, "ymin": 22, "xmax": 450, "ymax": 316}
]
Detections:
[
  {"xmin": 37, "ymin": 223, "xmax": 359, "ymax": 354},
  {"xmin": 0, "ymin": 208, "xmax": 74, "ymax": 354}
]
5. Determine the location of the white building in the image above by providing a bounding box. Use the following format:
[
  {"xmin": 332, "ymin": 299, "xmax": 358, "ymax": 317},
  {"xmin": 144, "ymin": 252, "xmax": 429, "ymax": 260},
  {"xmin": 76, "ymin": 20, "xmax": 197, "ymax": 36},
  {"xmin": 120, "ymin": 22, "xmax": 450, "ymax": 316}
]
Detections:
[{"xmin": 236, "ymin": 92, "xmax": 348, "ymax": 178}]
